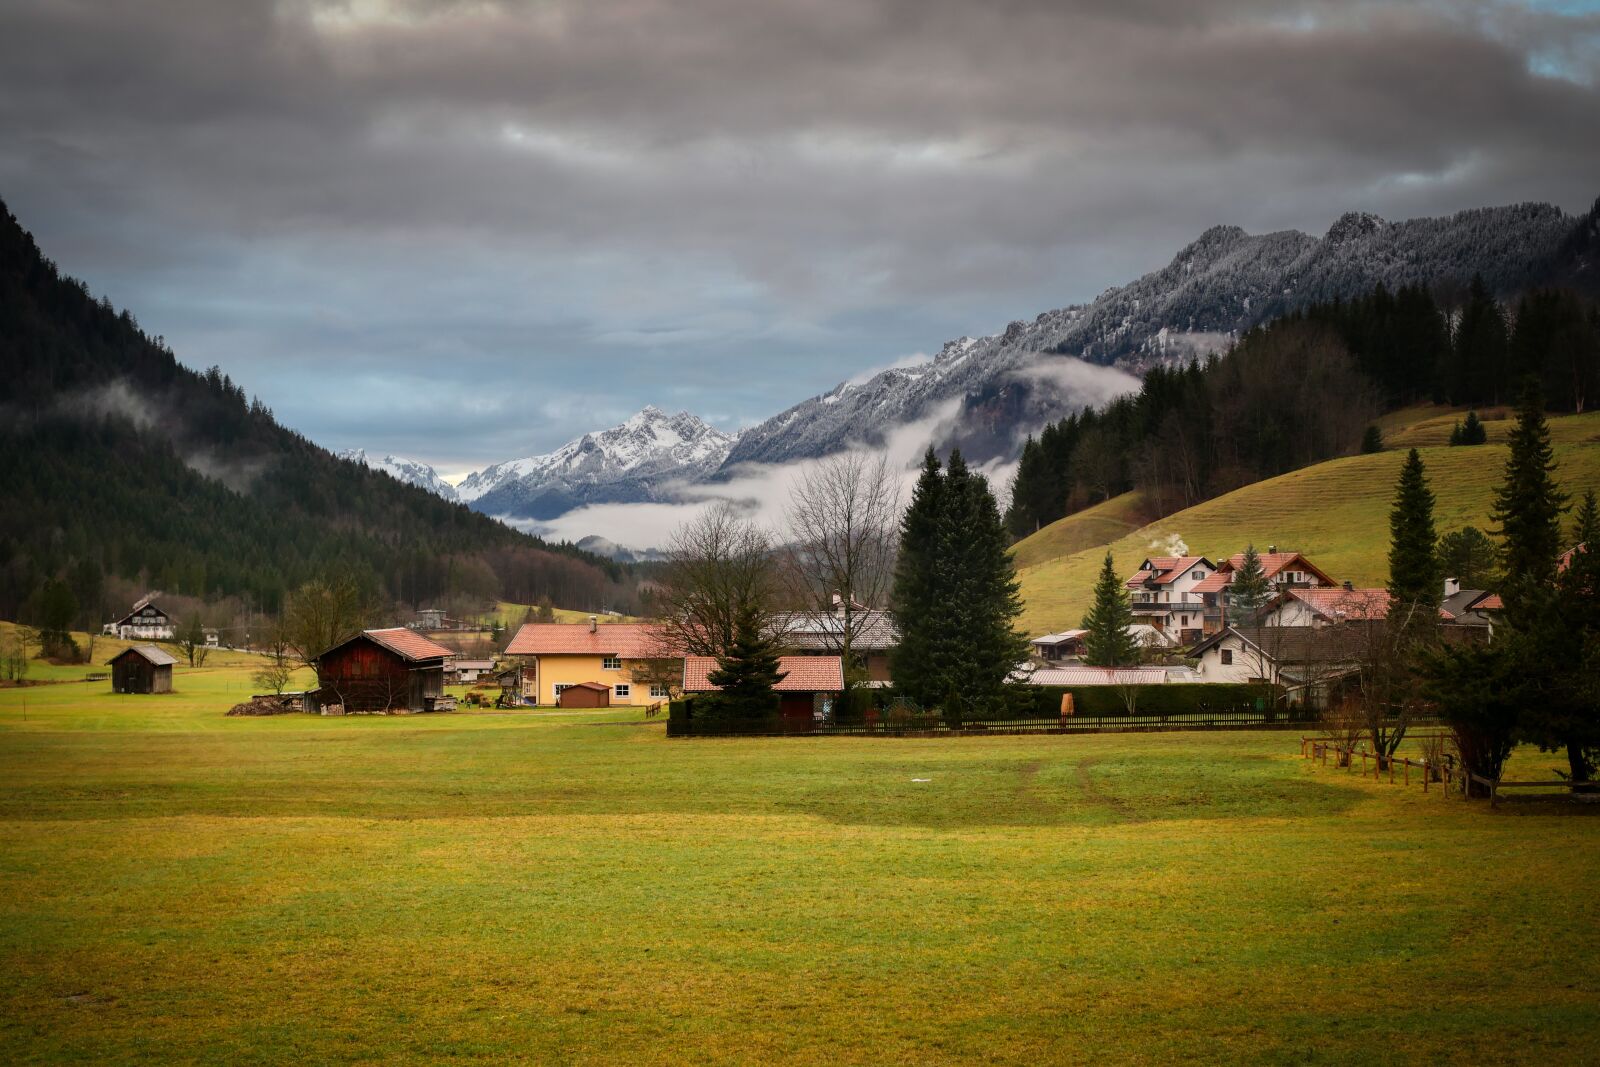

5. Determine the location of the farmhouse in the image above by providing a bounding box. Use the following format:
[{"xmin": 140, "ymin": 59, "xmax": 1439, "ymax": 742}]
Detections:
[
  {"xmin": 1124, "ymin": 555, "xmax": 1217, "ymax": 644},
  {"xmin": 448, "ymin": 658, "xmax": 497, "ymax": 685},
  {"xmin": 1189, "ymin": 625, "xmax": 1366, "ymax": 707},
  {"xmin": 1190, "ymin": 549, "xmax": 1337, "ymax": 633},
  {"xmin": 311, "ymin": 628, "xmax": 455, "ymax": 713},
  {"xmin": 108, "ymin": 644, "xmax": 176, "ymax": 694},
  {"xmin": 505, "ymin": 618, "xmax": 677, "ymax": 706},
  {"xmin": 772, "ymin": 604, "xmax": 898, "ymax": 684},
  {"xmin": 682, "ymin": 654, "xmax": 845, "ymax": 731},
  {"xmin": 105, "ymin": 597, "xmax": 176, "ymax": 641}
]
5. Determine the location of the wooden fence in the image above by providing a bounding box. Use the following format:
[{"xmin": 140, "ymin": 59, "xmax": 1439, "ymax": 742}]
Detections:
[
  {"xmin": 1300, "ymin": 736, "xmax": 1600, "ymax": 805},
  {"xmin": 669, "ymin": 706, "xmax": 1334, "ymax": 738}
]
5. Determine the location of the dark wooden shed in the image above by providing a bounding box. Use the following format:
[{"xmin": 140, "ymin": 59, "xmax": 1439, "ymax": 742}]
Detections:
[
  {"xmin": 556, "ymin": 680, "xmax": 612, "ymax": 709},
  {"xmin": 311, "ymin": 628, "xmax": 455, "ymax": 713},
  {"xmin": 109, "ymin": 645, "xmax": 176, "ymax": 694}
]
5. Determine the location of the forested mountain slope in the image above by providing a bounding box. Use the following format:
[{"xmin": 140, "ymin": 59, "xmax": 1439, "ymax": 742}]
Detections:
[
  {"xmin": 1013, "ymin": 408, "xmax": 1600, "ymax": 635},
  {"xmin": 0, "ymin": 201, "xmax": 629, "ymax": 621}
]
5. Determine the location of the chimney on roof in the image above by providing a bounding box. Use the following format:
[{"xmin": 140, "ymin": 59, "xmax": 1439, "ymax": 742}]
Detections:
[
  {"xmin": 588, "ymin": 614, "xmax": 597, "ymax": 633},
  {"xmin": 1343, "ymin": 580, "xmax": 1353, "ymax": 591},
  {"xmin": 1444, "ymin": 577, "xmax": 1460, "ymax": 598},
  {"xmin": 1268, "ymin": 545, "xmax": 1277, "ymax": 555}
]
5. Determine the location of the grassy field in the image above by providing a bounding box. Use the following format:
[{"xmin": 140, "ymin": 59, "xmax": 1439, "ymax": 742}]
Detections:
[
  {"xmin": 1014, "ymin": 408, "xmax": 1600, "ymax": 635},
  {"xmin": 1, "ymin": 657, "xmax": 1598, "ymax": 1063}
]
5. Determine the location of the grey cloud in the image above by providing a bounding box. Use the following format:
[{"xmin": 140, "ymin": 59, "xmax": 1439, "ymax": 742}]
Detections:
[{"xmin": 1, "ymin": 0, "xmax": 1596, "ymax": 468}]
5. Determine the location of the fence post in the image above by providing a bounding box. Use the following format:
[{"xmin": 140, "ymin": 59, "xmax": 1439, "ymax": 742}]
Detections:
[{"xmin": 1404, "ymin": 759, "xmax": 1409, "ymax": 787}]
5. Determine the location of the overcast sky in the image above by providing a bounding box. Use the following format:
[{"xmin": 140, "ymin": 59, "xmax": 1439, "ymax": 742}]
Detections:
[{"xmin": 4, "ymin": 0, "xmax": 1598, "ymax": 476}]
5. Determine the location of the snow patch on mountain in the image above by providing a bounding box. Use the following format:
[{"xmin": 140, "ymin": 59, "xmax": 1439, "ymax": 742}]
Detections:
[{"xmin": 339, "ymin": 448, "xmax": 459, "ymax": 501}]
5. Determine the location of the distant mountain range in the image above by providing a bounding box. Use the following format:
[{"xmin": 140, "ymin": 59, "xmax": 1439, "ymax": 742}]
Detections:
[
  {"xmin": 343, "ymin": 196, "xmax": 1597, "ymax": 541},
  {"xmin": 344, "ymin": 407, "xmax": 736, "ymax": 522}
]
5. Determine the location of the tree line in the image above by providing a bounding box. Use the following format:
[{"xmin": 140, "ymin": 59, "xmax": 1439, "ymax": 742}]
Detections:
[{"xmin": 1005, "ymin": 278, "xmax": 1600, "ymax": 537}]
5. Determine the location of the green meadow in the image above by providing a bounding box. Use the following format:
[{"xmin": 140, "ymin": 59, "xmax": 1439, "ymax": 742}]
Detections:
[
  {"xmin": 1014, "ymin": 407, "xmax": 1600, "ymax": 635},
  {"xmin": 1, "ymin": 658, "xmax": 1597, "ymax": 1064}
]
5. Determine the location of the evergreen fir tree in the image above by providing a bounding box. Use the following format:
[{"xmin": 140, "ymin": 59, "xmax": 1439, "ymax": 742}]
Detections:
[
  {"xmin": 1081, "ymin": 552, "xmax": 1138, "ymax": 667},
  {"xmin": 1436, "ymin": 526, "xmax": 1499, "ymax": 589},
  {"xmin": 889, "ymin": 450, "xmax": 949, "ymax": 706},
  {"xmin": 705, "ymin": 605, "xmax": 788, "ymax": 723},
  {"xmin": 1387, "ymin": 449, "xmax": 1442, "ymax": 625},
  {"xmin": 1573, "ymin": 489, "xmax": 1600, "ymax": 549},
  {"xmin": 1226, "ymin": 544, "xmax": 1272, "ymax": 623},
  {"xmin": 1448, "ymin": 421, "xmax": 1463, "ymax": 446},
  {"xmin": 1452, "ymin": 275, "xmax": 1509, "ymax": 405},
  {"xmin": 1491, "ymin": 379, "xmax": 1568, "ymax": 613},
  {"xmin": 943, "ymin": 451, "xmax": 1029, "ymax": 711},
  {"xmin": 1360, "ymin": 425, "xmax": 1384, "ymax": 453},
  {"xmin": 1460, "ymin": 410, "xmax": 1487, "ymax": 445}
]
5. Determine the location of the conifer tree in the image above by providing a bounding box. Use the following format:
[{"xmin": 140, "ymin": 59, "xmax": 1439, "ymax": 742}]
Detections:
[
  {"xmin": 1436, "ymin": 526, "xmax": 1499, "ymax": 589},
  {"xmin": 1227, "ymin": 544, "xmax": 1272, "ymax": 623},
  {"xmin": 705, "ymin": 605, "xmax": 788, "ymax": 723},
  {"xmin": 1573, "ymin": 489, "xmax": 1600, "ymax": 549},
  {"xmin": 1460, "ymin": 410, "xmax": 1487, "ymax": 445},
  {"xmin": 889, "ymin": 450, "xmax": 946, "ymax": 705},
  {"xmin": 1360, "ymin": 425, "xmax": 1383, "ymax": 453},
  {"xmin": 1387, "ymin": 449, "xmax": 1442, "ymax": 621},
  {"xmin": 1081, "ymin": 552, "xmax": 1138, "ymax": 667},
  {"xmin": 1448, "ymin": 421, "xmax": 1463, "ymax": 446},
  {"xmin": 1491, "ymin": 379, "xmax": 1567, "ymax": 614},
  {"xmin": 1452, "ymin": 275, "xmax": 1509, "ymax": 405},
  {"xmin": 890, "ymin": 449, "xmax": 1027, "ymax": 711}
]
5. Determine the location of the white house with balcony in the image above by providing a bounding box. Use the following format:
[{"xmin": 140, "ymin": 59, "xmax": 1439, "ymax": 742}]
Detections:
[
  {"xmin": 104, "ymin": 597, "xmax": 176, "ymax": 641},
  {"xmin": 1124, "ymin": 556, "xmax": 1218, "ymax": 645}
]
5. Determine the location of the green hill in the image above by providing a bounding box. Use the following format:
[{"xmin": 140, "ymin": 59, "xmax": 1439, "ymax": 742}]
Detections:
[{"xmin": 1014, "ymin": 408, "xmax": 1600, "ymax": 635}]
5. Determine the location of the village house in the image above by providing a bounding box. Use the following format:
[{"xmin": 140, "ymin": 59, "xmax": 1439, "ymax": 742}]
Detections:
[
  {"xmin": 108, "ymin": 644, "xmax": 176, "ymax": 694},
  {"xmin": 505, "ymin": 618, "xmax": 677, "ymax": 706},
  {"xmin": 1441, "ymin": 579, "xmax": 1503, "ymax": 632},
  {"xmin": 682, "ymin": 654, "xmax": 845, "ymax": 731},
  {"xmin": 1190, "ymin": 549, "xmax": 1338, "ymax": 634},
  {"xmin": 447, "ymin": 658, "xmax": 497, "ymax": 685},
  {"xmin": 1255, "ymin": 583, "xmax": 1393, "ymax": 628},
  {"xmin": 1030, "ymin": 629, "xmax": 1088, "ymax": 661},
  {"xmin": 1189, "ymin": 625, "xmax": 1368, "ymax": 708},
  {"xmin": 771, "ymin": 603, "xmax": 898, "ymax": 685},
  {"xmin": 311, "ymin": 628, "xmax": 455, "ymax": 713},
  {"xmin": 104, "ymin": 597, "xmax": 176, "ymax": 641},
  {"xmin": 1124, "ymin": 555, "xmax": 1218, "ymax": 644}
]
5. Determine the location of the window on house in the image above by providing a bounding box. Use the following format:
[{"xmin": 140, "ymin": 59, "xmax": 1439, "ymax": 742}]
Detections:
[
  {"xmin": 553, "ymin": 683, "xmax": 571, "ymax": 699},
  {"xmin": 650, "ymin": 684, "xmax": 669, "ymax": 699},
  {"xmin": 614, "ymin": 684, "xmax": 630, "ymax": 699},
  {"xmin": 1192, "ymin": 570, "xmax": 1204, "ymax": 580},
  {"xmin": 1181, "ymin": 615, "xmax": 1190, "ymax": 625},
  {"xmin": 1221, "ymin": 649, "xmax": 1233, "ymax": 665},
  {"xmin": 601, "ymin": 656, "xmax": 622, "ymax": 670}
]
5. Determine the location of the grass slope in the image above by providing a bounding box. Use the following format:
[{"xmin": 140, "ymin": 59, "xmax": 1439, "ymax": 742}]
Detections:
[
  {"xmin": 1010, "ymin": 491, "xmax": 1155, "ymax": 570},
  {"xmin": 1015, "ymin": 408, "xmax": 1600, "ymax": 635},
  {"xmin": 0, "ymin": 661, "xmax": 1597, "ymax": 1063}
]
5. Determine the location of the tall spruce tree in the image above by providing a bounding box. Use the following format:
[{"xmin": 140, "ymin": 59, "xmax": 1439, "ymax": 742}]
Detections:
[
  {"xmin": 1387, "ymin": 449, "xmax": 1442, "ymax": 620},
  {"xmin": 1227, "ymin": 544, "xmax": 1272, "ymax": 623},
  {"xmin": 889, "ymin": 450, "xmax": 947, "ymax": 705},
  {"xmin": 1452, "ymin": 275, "xmax": 1509, "ymax": 405},
  {"xmin": 1081, "ymin": 552, "xmax": 1138, "ymax": 667},
  {"xmin": 1491, "ymin": 379, "xmax": 1567, "ymax": 616},
  {"xmin": 1459, "ymin": 410, "xmax": 1487, "ymax": 445},
  {"xmin": 889, "ymin": 449, "xmax": 1027, "ymax": 710}
]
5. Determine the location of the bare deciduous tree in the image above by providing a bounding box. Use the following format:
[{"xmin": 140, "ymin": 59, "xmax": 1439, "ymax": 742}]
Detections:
[
  {"xmin": 284, "ymin": 578, "xmax": 370, "ymax": 669},
  {"xmin": 651, "ymin": 503, "xmax": 781, "ymax": 659},
  {"xmin": 782, "ymin": 452, "xmax": 901, "ymax": 693}
]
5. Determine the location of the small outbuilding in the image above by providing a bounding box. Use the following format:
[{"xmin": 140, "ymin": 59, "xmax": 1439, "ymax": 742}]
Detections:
[
  {"xmin": 109, "ymin": 645, "xmax": 176, "ymax": 694},
  {"xmin": 311, "ymin": 628, "xmax": 456, "ymax": 713},
  {"xmin": 556, "ymin": 680, "xmax": 612, "ymax": 708},
  {"xmin": 682, "ymin": 655, "xmax": 845, "ymax": 731}
]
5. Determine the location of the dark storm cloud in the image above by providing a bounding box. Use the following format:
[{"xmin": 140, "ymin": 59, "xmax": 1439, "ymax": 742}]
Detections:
[{"xmin": 2, "ymin": 0, "xmax": 1597, "ymax": 470}]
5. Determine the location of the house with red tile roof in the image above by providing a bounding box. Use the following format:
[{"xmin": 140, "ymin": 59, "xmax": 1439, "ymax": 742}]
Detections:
[
  {"xmin": 1257, "ymin": 584, "xmax": 1394, "ymax": 628},
  {"xmin": 681, "ymin": 654, "xmax": 844, "ymax": 732},
  {"xmin": 1191, "ymin": 548, "xmax": 1338, "ymax": 633},
  {"xmin": 312, "ymin": 627, "xmax": 456, "ymax": 713},
  {"xmin": 506, "ymin": 618, "xmax": 679, "ymax": 706},
  {"xmin": 1123, "ymin": 555, "xmax": 1218, "ymax": 644}
]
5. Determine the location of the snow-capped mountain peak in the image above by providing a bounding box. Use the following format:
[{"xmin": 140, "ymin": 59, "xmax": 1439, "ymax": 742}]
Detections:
[
  {"xmin": 455, "ymin": 407, "xmax": 736, "ymax": 520},
  {"xmin": 339, "ymin": 448, "xmax": 458, "ymax": 501}
]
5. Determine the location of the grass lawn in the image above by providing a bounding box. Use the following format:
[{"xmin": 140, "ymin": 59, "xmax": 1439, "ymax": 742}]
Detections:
[
  {"xmin": 1014, "ymin": 408, "xmax": 1600, "ymax": 635},
  {"xmin": 1, "ymin": 659, "xmax": 1598, "ymax": 1064}
]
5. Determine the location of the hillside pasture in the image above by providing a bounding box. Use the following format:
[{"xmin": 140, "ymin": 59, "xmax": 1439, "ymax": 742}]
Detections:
[
  {"xmin": 1014, "ymin": 409, "xmax": 1600, "ymax": 635},
  {"xmin": 0, "ymin": 657, "xmax": 1597, "ymax": 1063}
]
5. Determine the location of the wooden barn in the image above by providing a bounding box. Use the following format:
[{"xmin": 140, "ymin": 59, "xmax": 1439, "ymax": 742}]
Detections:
[
  {"xmin": 108, "ymin": 645, "xmax": 176, "ymax": 694},
  {"xmin": 555, "ymin": 680, "xmax": 612, "ymax": 708},
  {"xmin": 311, "ymin": 628, "xmax": 455, "ymax": 713}
]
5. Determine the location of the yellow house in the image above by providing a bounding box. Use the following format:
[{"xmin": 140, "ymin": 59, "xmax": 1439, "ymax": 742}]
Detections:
[{"xmin": 505, "ymin": 620, "xmax": 678, "ymax": 706}]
